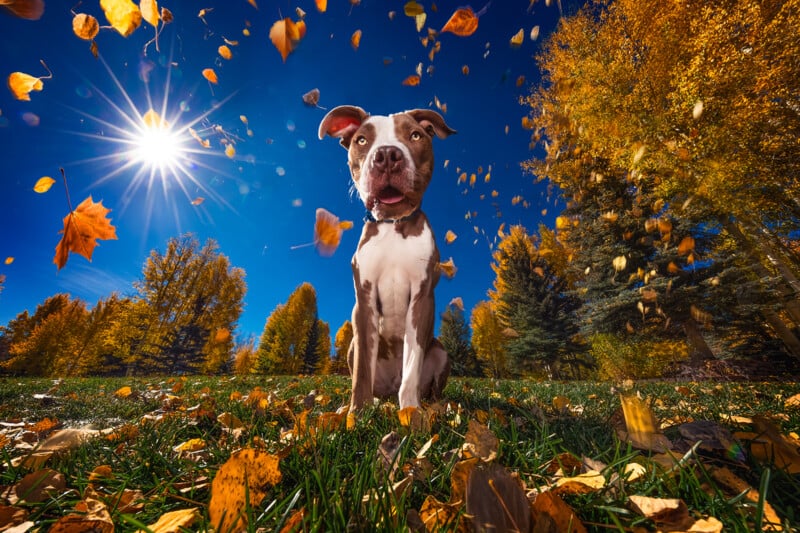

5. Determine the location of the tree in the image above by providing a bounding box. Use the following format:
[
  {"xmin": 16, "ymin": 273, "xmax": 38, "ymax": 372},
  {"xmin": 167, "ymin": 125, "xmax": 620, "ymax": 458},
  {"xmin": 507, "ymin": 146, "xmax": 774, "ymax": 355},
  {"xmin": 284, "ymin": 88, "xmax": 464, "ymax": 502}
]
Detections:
[
  {"xmin": 523, "ymin": 0, "xmax": 800, "ymax": 364},
  {"xmin": 469, "ymin": 301, "xmax": 507, "ymax": 378},
  {"xmin": 326, "ymin": 320, "xmax": 353, "ymax": 375},
  {"xmin": 127, "ymin": 234, "xmax": 246, "ymax": 374},
  {"xmin": 255, "ymin": 283, "xmax": 330, "ymax": 375},
  {"xmin": 439, "ymin": 303, "xmax": 482, "ymax": 377},
  {"xmin": 489, "ymin": 225, "xmax": 584, "ymax": 378},
  {"xmin": 233, "ymin": 335, "xmax": 258, "ymax": 375}
]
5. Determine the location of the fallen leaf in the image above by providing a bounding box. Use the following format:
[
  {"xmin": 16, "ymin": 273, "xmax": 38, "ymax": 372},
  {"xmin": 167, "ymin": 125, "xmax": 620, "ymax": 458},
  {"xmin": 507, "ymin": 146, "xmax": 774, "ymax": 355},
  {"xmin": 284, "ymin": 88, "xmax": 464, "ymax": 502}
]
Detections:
[
  {"xmin": 441, "ymin": 7, "xmax": 479, "ymax": 36},
  {"xmin": 208, "ymin": 448, "xmax": 282, "ymax": 532},
  {"xmin": 710, "ymin": 466, "xmax": 782, "ymax": 531},
  {"xmin": 14, "ymin": 469, "xmax": 66, "ymax": 503},
  {"xmin": 269, "ymin": 17, "xmax": 306, "ymax": 62},
  {"xmin": 466, "ymin": 462, "xmax": 530, "ymax": 533},
  {"xmin": 100, "ymin": 0, "xmax": 142, "ymax": 37},
  {"xmin": 617, "ymin": 394, "xmax": 672, "ymax": 452},
  {"xmin": 629, "ymin": 495, "xmax": 693, "ymax": 530},
  {"xmin": 72, "ymin": 13, "xmax": 100, "ymax": 40},
  {"xmin": 139, "ymin": 508, "xmax": 200, "ymax": 533},
  {"xmin": 202, "ymin": 68, "xmax": 218, "ymax": 84},
  {"xmin": 531, "ymin": 491, "xmax": 588, "ymax": 533},
  {"xmin": 462, "ymin": 419, "xmax": 498, "ymax": 462},
  {"xmin": 54, "ymin": 196, "xmax": 118, "ymax": 271},
  {"xmin": 50, "ymin": 499, "xmax": 113, "ymax": 533},
  {"xmin": 114, "ymin": 385, "xmax": 132, "ymax": 398},
  {"xmin": 33, "ymin": 176, "xmax": 55, "ymax": 193}
]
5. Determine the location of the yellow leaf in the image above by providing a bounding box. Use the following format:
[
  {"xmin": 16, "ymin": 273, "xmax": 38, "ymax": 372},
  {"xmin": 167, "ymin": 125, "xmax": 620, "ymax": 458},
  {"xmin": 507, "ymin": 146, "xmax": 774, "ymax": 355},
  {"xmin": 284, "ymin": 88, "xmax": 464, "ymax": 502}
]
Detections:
[
  {"xmin": 173, "ymin": 438, "xmax": 206, "ymax": 453},
  {"xmin": 554, "ymin": 471, "xmax": 606, "ymax": 493},
  {"xmin": 139, "ymin": 508, "xmax": 200, "ymax": 533},
  {"xmin": 552, "ymin": 395, "xmax": 571, "ymax": 412},
  {"xmin": 7, "ymin": 71, "xmax": 44, "ymax": 101},
  {"xmin": 510, "ymin": 28, "xmax": 524, "ymax": 47},
  {"xmin": 202, "ymin": 68, "xmax": 218, "ymax": 84},
  {"xmin": 100, "ymin": 0, "xmax": 142, "ymax": 37},
  {"xmin": 218, "ymin": 45, "xmax": 232, "ymax": 60},
  {"xmin": 618, "ymin": 394, "xmax": 672, "ymax": 452},
  {"xmin": 139, "ymin": 0, "xmax": 159, "ymax": 27},
  {"xmin": 209, "ymin": 448, "xmax": 282, "ymax": 532},
  {"xmin": 72, "ymin": 13, "xmax": 100, "ymax": 40},
  {"xmin": 445, "ymin": 230, "xmax": 457, "ymax": 244},
  {"xmin": 224, "ymin": 143, "xmax": 235, "ymax": 158},
  {"xmin": 34, "ymin": 176, "xmax": 55, "ymax": 193},
  {"xmin": 114, "ymin": 386, "xmax": 132, "ymax": 398},
  {"xmin": 437, "ymin": 257, "xmax": 457, "ymax": 278},
  {"xmin": 315, "ymin": 0, "xmax": 327, "ymax": 12},
  {"xmin": 629, "ymin": 495, "xmax": 692, "ymax": 530},
  {"xmin": 678, "ymin": 235, "xmax": 695, "ymax": 255},
  {"xmin": 142, "ymin": 108, "xmax": 167, "ymax": 129}
]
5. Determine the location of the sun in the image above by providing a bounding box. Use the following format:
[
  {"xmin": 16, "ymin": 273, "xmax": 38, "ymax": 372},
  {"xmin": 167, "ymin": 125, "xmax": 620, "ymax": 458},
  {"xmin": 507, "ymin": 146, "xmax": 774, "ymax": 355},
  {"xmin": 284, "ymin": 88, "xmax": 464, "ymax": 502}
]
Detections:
[{"xmin": 131, "ymin": 113, "xmax": 186, "ymax": 171}]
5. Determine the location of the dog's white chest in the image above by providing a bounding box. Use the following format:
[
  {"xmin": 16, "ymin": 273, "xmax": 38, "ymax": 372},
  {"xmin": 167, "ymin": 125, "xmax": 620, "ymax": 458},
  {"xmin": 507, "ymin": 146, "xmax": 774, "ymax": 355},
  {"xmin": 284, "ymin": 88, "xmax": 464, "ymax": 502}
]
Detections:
[{"xmin": 354, "ymin": 222, "xmax": 435, "ymax": 337}]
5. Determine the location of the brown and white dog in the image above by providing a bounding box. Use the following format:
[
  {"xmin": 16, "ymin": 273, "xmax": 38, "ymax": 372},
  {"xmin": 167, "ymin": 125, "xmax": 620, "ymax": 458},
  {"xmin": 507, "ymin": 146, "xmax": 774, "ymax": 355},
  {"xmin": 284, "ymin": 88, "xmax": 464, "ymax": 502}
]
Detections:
[{"xmin": 318, "ymin": 106, "xmax": 454, "ymax": 410}]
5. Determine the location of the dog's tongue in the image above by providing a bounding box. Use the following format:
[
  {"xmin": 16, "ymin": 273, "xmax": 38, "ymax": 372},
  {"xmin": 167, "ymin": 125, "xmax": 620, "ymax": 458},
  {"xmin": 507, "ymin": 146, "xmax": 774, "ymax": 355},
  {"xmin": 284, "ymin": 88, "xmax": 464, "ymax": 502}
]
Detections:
[{"xmin": 377, "ymin": 187, "xmax": 405, "ymax": 205}]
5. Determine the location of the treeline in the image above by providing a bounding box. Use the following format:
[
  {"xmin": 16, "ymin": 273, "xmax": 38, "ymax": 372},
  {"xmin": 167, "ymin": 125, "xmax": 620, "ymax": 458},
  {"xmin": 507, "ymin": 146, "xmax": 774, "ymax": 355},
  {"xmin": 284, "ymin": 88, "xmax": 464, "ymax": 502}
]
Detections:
[
  {"xmin": 0, "ymin": 235, "xmax": 245, "ymax": 376},
  {"xmin": 464, "ymin": 0, "xmax": 800, "ymax": 379}
]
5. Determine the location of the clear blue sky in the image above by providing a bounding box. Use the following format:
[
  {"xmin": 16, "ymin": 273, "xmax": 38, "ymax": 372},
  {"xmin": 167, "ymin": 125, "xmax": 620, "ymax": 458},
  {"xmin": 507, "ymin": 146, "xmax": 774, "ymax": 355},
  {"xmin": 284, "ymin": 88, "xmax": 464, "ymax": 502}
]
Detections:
[{"xmin": 0, "ymin": 1, "xmax": 568, "ymax": 341}]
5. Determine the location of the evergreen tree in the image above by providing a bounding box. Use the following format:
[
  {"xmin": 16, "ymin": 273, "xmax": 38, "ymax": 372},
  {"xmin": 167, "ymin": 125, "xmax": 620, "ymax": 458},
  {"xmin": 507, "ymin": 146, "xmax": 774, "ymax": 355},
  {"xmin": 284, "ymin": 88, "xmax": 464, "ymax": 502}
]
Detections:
[
  {"xmin": 255, "ymin": 283, "xmax": 330, "ymax": 374},
  {"xmin": 490, "ymin": 225, "xmax": 584, "ymax": 378},
  {"xmin": 439, "ymin": 303, "xmax": 482, "ymax": 377}
]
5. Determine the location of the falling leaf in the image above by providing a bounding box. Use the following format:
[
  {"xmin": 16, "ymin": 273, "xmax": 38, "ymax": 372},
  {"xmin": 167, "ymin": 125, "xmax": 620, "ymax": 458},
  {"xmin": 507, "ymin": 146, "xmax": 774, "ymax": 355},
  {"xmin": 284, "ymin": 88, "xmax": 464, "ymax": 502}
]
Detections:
[
  {"xmin": 403, "ymin": 1, "xmax": 424, "ymax": 16},
  {"xmin": 33, "ymin": 176, "xmax": 55, "ymax": 193},
  {"xmin": 531, "ymin": 25, "xmax": 540, "ymax": 40},
  {"xmin": 445, "ymin": 230, "xmax": 457, "ymax": 244},
  {"xmin": 314, "ymin": 208, "xmax": 353, "ymax": 256},
  {"xmin": 4, "ymin": 257, "xmax": 13, "ymax": 265},
  {"xmin": 247, "ymin": 0, "xmax": 258, "ymax": 8},
  {"xmin": 224, "ymin": 144, "xmax": 235, "ymax": 158},
  {"xmin": 142, "ymin": 108, "xmax": 167, "ymax": 129},
  {"xmin": 437, "ymin": 257, "xmax": 457, "ymax": 278},
  {"xmin": 269, "ymin": 17, "xmax": 306, "ymax": 62},
  {"xmin": 139, "ymin": 0, "xmax": 159, "ymax": 27},
  {"xmin": 54, "ymin": 196, "xmax": 118, "ymax": 271},
  {"xmin": 402, "ymin": 74, "xmax": 420, "ymax": 86},
  {"xmin": 315, "ymin": 0, "xmax": 327, "ymax": 12},
  {"xmin": 208, "ymin": 448, "xmax": 282, "ymax": 532},
  {"xmin": 441, "ymin": 7, "xmax": 479, "ymax": 37},
  {"xmin": 188, "ymin": 127, "xmax": 210, "ymax": 148},
  {"xmin": 510, "ymin": 28, "xmax": 524, "ymax": 47},
  {"xmin": 302, "ymin": 88, "xmax": 322, "ymax": 108},
  {"xmin": 100, "ymin": 0, "xmax": 142, "ymax": 37},
  {"xmin": 462, "ymin": 65, "xmax": 470, "ymax": 75},
  {"xmin": 141, "ymin": 508, "xmax": 200, "ymax": 533},
  {"xmin": 160, "ymin": 7, "xmax": 173, "ymax": 24},
  {"xmin": 7, "ymin": 60, "xmax": 52, "ymax": 101},
  {"xmin": 218, "ymin": 45, "xmax": 232, "ymax": 59},
  {"xmin": 202, "ymin": 68, "xmax": 218, "ymax": 84},
  {"xmin": 449, "ymin": 297, "xmax": 464, "ymax": 310},
  {"xmin": 72, "ymin": 13, "xmax": 100, "ymax": 40},
  {"xmin": 191, "ymin": 197, "xmax": 204, "ymax": 206},
  {"xmin": 415, "ymin": 13, "xmax": 426, "ymax": 32},
  {"xmin": 350, "ymin": 29, "xmax": 362, "ymax": 50},
  {"xmin": 0, "ymin": 0, "xmax": 44, "ymax": 20}
]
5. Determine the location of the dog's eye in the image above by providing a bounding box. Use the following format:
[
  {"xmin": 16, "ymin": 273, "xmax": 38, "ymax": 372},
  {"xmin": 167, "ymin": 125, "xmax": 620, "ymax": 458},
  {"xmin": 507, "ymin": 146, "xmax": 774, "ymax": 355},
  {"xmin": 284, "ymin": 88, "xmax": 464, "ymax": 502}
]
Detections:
[
  {"xmin": 356, "ymin": 136, "xmax": 368, "ymax": 146},
  {"xmin": 410, "ymin": 131, "xmax": 422, "ymax": 141}
]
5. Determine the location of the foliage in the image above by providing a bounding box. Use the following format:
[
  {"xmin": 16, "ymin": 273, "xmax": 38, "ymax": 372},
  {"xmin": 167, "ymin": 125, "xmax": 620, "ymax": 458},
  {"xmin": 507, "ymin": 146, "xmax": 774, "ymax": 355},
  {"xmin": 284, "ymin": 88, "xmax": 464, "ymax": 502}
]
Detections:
[
  {"xmin": 589, "ymin": 332, "xmax": 690, "ymax": 380},
  {"xmin": 327, "ymin": 319, "xmax": 353, "ymax": 376},
  {"xmin": 489, "ymin": 225, "xmax": 585, "ymax": 378},
  {"xmin": 255, "ymin": 282, "xmax": 331, "ymax": 375},
  {"xmin": 439, "ymin": 304, "xmax": 482, "ymax": 377},
  {"xmin": 0, "ymin": 376, "xmax": 798, "ymax": 531},
  {"xmin": 469, "ymin": 301, "xmax": 507, "ymax": 378},
  {"xmin": 232, "ymin": 335, "xmax": 258, "ymax": 375}
]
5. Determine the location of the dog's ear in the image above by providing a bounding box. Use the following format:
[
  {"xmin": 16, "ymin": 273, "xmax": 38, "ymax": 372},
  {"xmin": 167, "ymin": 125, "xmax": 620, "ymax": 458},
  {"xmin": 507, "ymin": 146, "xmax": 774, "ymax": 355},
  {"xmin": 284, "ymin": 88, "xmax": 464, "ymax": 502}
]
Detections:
[
  {"xmin": 318, "ymin": 105, "xmax": 369, "ymax": 149},
  {"xmin": 406, "ymin": 109, "xmax": 457, "ymax": 139}
]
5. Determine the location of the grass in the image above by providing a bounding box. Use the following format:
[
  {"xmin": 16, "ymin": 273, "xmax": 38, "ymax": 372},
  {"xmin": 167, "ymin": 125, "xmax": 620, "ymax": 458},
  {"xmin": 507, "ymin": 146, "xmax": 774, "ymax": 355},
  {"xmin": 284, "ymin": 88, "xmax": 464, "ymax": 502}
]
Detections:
[{"xmin": 1, "ymin": 375, "xmax": 799, "ymax": 532}]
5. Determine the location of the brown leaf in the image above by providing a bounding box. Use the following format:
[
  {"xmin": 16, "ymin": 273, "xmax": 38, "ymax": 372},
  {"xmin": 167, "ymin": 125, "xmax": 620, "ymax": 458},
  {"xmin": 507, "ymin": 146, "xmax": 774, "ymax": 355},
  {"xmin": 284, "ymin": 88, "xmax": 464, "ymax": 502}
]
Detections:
[
  {"xmin": 419, "ymin": 495, "xmax": 463, "ymax": 531},
  {"xmin": 531, "ymin": 491, "xmax": 588, "ymax": 533},
  {"xmin": 209, "ymin": 448, "xmax": 282, "ymax": 532},
  {"xmin": 0, "ymin": 0, "xmax": 44, "ymax": 20},
  {"xmin": 54, "ymin": 196, "xmax": 118, "ymax": 271},
  {"xmin": 441, "ymin": 7, "xmax": 479, "ymax": 36},
  {"xmin": 617, "ymin": 394, "xmax": 672, "ymax": 452},
  {"xmin": 402, "ymin": 74, "xmax": 421, "ymax": 86},
  {"xmin": 15, "ymin": 469, "xmax": 66, "ymax": 504},
  {"xmin": 437, "ymin": 257, "xmax": 457, "ymax": 279},
  {"xmin": 461, "ymin": 419, "xmax": 498, "ymax": 462},
  {"xmin": 100, "ymin": 0, "xmax": 142, "ymax": 37},
  {"xmin": 466, "ymin": 462, "xmax": 530, "ymax": 532},
  {"xmin": 710, "ymin": 466, "xmax": 782, "ymax": 531},
  {"xmin": 72, "ymin": 13, "xmax": 100, "ymax": 40},
  {"xmin": 629, "ymin": 495, "xmax": 693, "ymax": 530},
  {"xmin": 0, "ymin": 504, "xmax": 28, "ymax": 530},
  {"xmin": 50, "ymin": 499, "xmax": 113, "ymax": 533}
]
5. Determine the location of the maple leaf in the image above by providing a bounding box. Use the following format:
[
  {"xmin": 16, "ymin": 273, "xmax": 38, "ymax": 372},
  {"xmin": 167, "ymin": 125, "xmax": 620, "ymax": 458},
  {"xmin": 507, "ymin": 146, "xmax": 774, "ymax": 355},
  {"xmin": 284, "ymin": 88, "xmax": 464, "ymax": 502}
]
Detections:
[{"xmin": 54, "ymin": 196, "xmax": 118, "ymax": 271}]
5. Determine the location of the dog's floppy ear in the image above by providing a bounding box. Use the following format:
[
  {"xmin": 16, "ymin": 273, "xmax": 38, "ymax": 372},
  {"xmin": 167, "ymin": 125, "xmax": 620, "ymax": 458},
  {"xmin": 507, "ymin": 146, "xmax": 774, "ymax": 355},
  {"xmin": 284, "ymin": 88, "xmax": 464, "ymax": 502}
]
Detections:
[
  {"xmin": 318, "ymin": 105, "xmax": 369, "ymax": 149},
  {"xmin": 406, "ymin": 109, "xmax": 457, "ymax": 139}
]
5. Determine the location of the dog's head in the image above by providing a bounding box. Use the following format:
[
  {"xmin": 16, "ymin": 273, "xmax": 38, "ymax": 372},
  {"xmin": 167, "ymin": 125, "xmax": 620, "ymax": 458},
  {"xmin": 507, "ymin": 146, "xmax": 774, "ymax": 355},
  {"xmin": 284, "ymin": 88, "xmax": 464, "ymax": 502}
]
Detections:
[{"xmin": 319, "ymin": 106, "xmax": 455, "ymax": 220}]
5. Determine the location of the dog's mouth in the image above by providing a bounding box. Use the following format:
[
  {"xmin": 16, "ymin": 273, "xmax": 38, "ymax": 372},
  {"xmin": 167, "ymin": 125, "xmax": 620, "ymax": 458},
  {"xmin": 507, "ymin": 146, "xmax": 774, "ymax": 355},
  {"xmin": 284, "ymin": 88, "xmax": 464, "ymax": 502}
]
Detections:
[{"xmin": 376, "ymin": 186, "xmax": 406, "ymax": 205}]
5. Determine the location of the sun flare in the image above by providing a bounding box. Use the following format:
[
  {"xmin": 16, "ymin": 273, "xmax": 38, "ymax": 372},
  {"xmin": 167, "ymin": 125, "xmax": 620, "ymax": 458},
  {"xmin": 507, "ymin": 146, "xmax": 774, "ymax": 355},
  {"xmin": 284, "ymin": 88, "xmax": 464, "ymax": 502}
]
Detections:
[{"xmin": 132, "ymin": 118, "xmax": 186, "ymax": 170}]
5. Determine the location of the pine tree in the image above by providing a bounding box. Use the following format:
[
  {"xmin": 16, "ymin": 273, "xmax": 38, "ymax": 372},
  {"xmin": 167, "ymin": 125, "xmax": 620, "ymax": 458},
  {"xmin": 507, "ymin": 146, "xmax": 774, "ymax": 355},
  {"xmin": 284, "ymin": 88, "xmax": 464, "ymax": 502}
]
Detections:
[{"xmin": 439, "ymin": 303, "xmax": 482, "ymax": 377}]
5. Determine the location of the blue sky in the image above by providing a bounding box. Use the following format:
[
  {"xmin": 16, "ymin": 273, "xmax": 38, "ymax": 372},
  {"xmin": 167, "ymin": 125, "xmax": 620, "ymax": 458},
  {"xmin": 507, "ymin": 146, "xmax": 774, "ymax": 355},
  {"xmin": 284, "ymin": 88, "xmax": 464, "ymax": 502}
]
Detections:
[{"xmin": 0, "ymin": 1, "xmax": 566, "ymax": 341}]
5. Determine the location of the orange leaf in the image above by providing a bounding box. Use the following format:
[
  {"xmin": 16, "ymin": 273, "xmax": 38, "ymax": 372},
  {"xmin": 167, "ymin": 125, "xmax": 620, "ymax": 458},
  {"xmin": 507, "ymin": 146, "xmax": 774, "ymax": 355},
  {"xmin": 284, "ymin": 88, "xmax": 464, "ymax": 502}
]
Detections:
[
  {"xmin": 314, "ymin": 208, "xmax": 352, "ymax": 256},
  {"xmin": 72, "ymin": 13, "xmax": 100, "ymax": 40},
  {"xmin": 191, "ymin": 197, "xmax": 205, "ymax": 206},
  {"xmin": 510, "ymin": 28, "xmax": 524, "ymax": 47},
  {"xmin": 100, "ymin": 0, "xmax": 142, "ymax": 37},
  {"xmin": 350, "ymin": 29, "xmax": 362, "ymax": 50},
  {"xmin": 33, "ymin": 176, "xmax": 55, "ymax": 193},
  {"xmin": 315, "ymin": 0, "xmax": 327, "ymax": 12},
  {"xmin": 437, "ymin": 257, "xmax": 457, "ymax": 278},
  {"xmin": 531, "ymin": 491, "xmax": 588, "ymax": 533},
  {"xmin": 209, "ymin": 448, "xmax": 282, "ymax": 532},
  {"xmin": 677, "ymin": 235, "xmax": 695, "ymax": 255},
  {"xmin": 202, "ymin": 68, "xmax": 218, "ymax": 84},
  {"xmin": 444, "ymin": 230, "xmax": 457, "ymax": 244},
  {"xmin": 402, "ymin": 74, "xmax": 420, "ymax": 86},
  {"xmin": 7, "ymin": 71, "xmax": 44, "ymax": 101},
  {"xmin": 224, "ymin": 144, "xmax": 235, "ymax": 158},
  {"xmin": 0, "ymin": 0, "xmax": 44, "ymax": 20},
  {"xmin": 4, "ymin": 257, "xmax": 13, "ymax": 265},
  {"xmin": 54, "ymin": 196, "xmax": 118, "ymax": 271},
  {"xmin": 139, "ymin": 0, "xmax": 159, "ymax": 27},
  {"xmin": 269, "ymin": 17, "xmax": 306, "ymax": 62},
  {"xmin": 144, "ymin": 508, "xmax": 200, "ymax": 533},
  {"xmin": 441, "ymin": 7, "xmax": 479, "ymax": 37},
  {"xmin": 218, "ymin": 45, "xmax": 233, "ymax": 60}
]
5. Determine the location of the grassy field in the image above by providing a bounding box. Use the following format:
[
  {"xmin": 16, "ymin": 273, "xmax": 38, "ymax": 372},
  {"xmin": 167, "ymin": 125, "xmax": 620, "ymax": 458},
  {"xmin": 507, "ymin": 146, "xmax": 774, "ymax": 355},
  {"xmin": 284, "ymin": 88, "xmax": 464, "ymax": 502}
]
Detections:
[{"xmin": 0, "ymin": 376, "xmax": 799, "ymax": 532}]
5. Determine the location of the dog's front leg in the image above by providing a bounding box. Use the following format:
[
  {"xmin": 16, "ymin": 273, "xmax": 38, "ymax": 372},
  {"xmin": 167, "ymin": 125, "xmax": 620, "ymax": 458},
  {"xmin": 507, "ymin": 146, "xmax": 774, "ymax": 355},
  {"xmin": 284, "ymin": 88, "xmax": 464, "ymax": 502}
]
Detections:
[
  {"xmin": 399, "ymin": 289, "xmax": 435, "ymax": 409},
  {"xmin": 350, "ymin": 270, "xmax": 380, "ymax": 411}
]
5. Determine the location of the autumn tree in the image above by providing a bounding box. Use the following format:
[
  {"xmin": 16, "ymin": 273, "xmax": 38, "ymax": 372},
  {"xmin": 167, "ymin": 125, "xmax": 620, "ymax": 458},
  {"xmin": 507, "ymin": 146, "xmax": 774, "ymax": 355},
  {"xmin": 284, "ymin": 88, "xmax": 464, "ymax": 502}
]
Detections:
[
  {"xmin": 439, "ymin": 303, "xmax": 482, "ymax": 377},
  {"xmin": 233, "ymin": 335, "xmax": 258, "ymax": 375},
  {"xmin": 326, "ymin": 320, "xmax": 353, "ymax": 376},
  {"xmin": 125, "ymin": 234, "xmax": 246, "ymax": 374},
  {"xmin": 469, "ymin": 301, "xmax": 507, "ymax": 378},
  {"xmin": 524, "ymin": 0, "xmax": 800, "ymax": 364},
  {"xmin": 255, "ymin": 283, "xmax": 331, "ymax": 375},
  {"xmin": 490, "ymin": 225, "xmax": 584, "ymax": 378}
]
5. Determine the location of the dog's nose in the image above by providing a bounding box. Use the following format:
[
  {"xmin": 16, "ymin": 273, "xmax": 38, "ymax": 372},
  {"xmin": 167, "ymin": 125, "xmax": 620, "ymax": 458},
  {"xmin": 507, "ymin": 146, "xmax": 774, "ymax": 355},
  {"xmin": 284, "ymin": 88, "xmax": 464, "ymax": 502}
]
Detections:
[{"xmin": 372, "ymin": 146, "xmax": 404, "ymax": 173}]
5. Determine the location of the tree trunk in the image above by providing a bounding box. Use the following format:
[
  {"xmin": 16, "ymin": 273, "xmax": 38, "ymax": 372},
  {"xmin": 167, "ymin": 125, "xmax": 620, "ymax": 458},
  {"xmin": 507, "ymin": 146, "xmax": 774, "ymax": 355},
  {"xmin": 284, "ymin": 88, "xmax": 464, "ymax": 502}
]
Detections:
[
  {"xmin": 683, "ymin": 319, "xmax": 715, "ymax": 365},
  {"xmin": 762, "ymin": 308, "xmax": 800, "ymax": 362}
]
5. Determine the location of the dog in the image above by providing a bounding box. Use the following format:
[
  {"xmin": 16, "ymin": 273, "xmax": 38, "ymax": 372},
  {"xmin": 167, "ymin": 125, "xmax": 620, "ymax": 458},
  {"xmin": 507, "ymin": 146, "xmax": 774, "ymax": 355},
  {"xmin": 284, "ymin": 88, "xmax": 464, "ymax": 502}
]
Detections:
[{"xmin": 318, "ymin": 106, "xmax": 454, "ymax": 410}]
